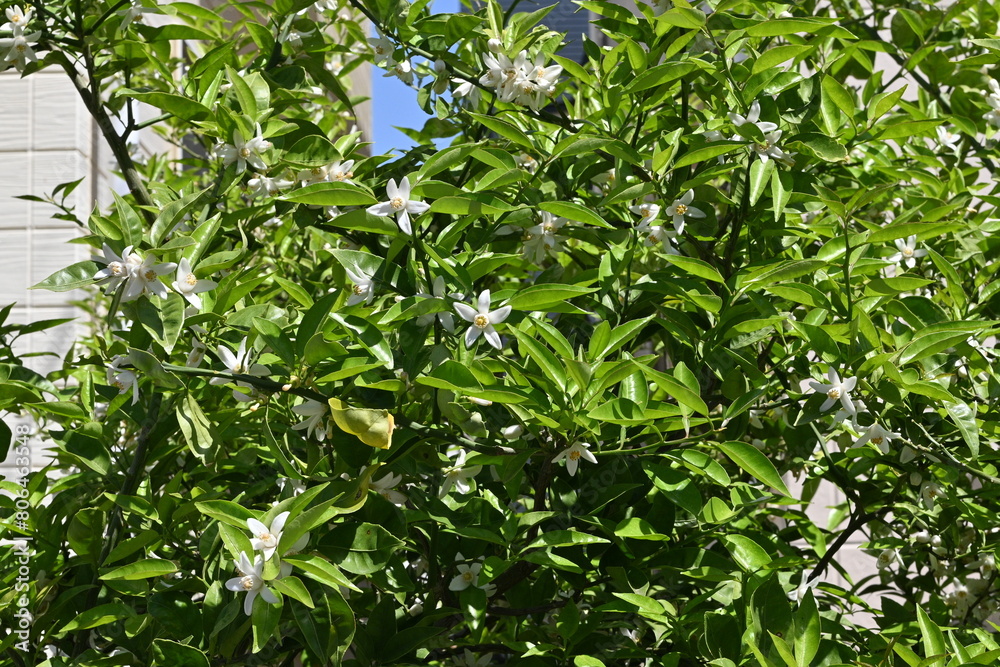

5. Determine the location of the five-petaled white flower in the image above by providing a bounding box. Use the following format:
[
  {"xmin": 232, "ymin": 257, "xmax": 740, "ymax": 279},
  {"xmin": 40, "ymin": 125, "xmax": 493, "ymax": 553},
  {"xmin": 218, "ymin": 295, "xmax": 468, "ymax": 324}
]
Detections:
[
  {"xmin": 643, "ymin": 225, "xmax": 680, "ymax": 255},
  {"xmin": 107, "ymin": 355, "xmax": 139, "ymax": 405},
  {"xmin": 171, "ymin": 257, "xmax": 217, "ymax": 308},
  {"xmin": 2, "ymin": 5, "xmax": 33, "ymax": 31},
  {"xmin": 225, "ymin": 552, "xmax": 279, "ymax": 615},
  {"xmin": 752, "ymin": 130, "xmax": 791, "ymax": 164},
  {"xmin": 853, "ymin": 422, "xmax": 900, "ymax": 453},
  {"xmin": 809, "ymin": 367, "xmax": 858, "ymax": 414},
  {"xmin": 0, "ymin": 30, "xmax": 39, "ymax": 71},
  {"xmin": 291, "ymin": 399, "xmax": 331, "ymax": 441},
  {"xmin": 454, "ymin": 289, "xmax": 511, "ymax": 350},
  {"xmin": 887, "ymin": 235, "xmax": 927, "ymax": 269},
  {"xmin": 553, "ymin": 441, "xmax": 598, "ymax": 476},
  {"xmin": 876, "ymin": 548, "xmax": 901, "ymax": 571},
  {"xmin": 729, "ymin": 99, "xmax": 778, "ymax": 134},
  {"xmin": 93, "ymin": 244, "xmax": 132, "ymax": 293},
  {"xmin": 211, "ymin": 337, "xmax": 270, "ymax": 399},
  {"xmin": 345, "ymin": 267, "xmax": 376, "ymax": 306},
  {"xmin": 936, "ymin": 125, "xmax": 960, "ymax": 151},
  {"xmin": 663, "ymin": 191, "xmax": 705, "ymax": 235},
  {"xmin": 123, "ymin": 251, "xmax": 176, "ymax": 301},
  {"xmin": 247, "ymin": 174, "xmax": 292, "ymax": 198},
  {"xmin": 439, "ymin": 449, "xmax": 482, "ymax": 498},
  {"xmin": 367, "ymin": 176, "xmax": 430, "ymax": 235},
  {"xmin": 370, "ymin": 472, "xmax": 408, "ymax": 505},
  {"xmin": 248, "ymin": 511, "xmax": 290, "ymax": 561},
  {"xmin": 215, "ymin": 123, "xmax": 271, "ymax": 173},
  {"xmin": 630, "ymin": 202, "xmax": 661, "ymax": 230},
  {"xmin": 920, "ymin": 481, "xmax": 943, "ymax": 509},
  {"xmin": 521, "ymin": 212, "xmax": 567, "ymax": 264},
  {"xmin": 449, "ymin": 559, "xmax": 482, "ymax": 591}
]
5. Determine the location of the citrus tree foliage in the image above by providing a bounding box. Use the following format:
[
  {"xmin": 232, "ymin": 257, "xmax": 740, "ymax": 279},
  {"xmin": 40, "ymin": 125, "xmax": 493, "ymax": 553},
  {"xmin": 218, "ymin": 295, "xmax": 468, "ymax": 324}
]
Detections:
[{"xmin": 4, "ymin": 0, "xmax": 1000, "ymax": 664}]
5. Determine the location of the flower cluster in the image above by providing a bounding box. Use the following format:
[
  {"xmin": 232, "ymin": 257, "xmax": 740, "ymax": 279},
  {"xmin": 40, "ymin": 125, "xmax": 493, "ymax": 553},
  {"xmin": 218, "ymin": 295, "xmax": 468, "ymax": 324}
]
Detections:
[
  {"xmin": 226, "ymin": 512, "xmax": 310, "ymax": 615},
  {"xmin": 93, "ymin": 244, "xmax": 177, "ymax": 302},
  {"xmin": 479, "ymin": 48, "xmax": 562, "ymax": 111},
  {"xmin": 0, "ymin": 5, "xmax": 39, "ymax": 72}
]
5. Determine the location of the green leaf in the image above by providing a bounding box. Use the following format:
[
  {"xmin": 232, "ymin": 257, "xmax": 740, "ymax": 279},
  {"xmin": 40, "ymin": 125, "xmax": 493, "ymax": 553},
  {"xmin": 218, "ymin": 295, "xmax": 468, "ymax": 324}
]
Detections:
[
  {"xmin": 792, "ymin": 589, "xmax": 820, "ymax": 667},
  {"xmin": 749, "ymin": 157, "xmax": 774, "ymax": 206},
  {"xmin": 151, "ymin": 639, "xmax": 212, "ymax": 667},
  {"xmin": 717, "ymin": 441, "xmax": 791, "ymax": 497},
  {"xmin": 538, "ymin": 201, "xmax": 613, "ymax": 229},
  {"xmin": 788, "ymin": 133, "xmax": 848, "ymax": 161},
  {"xmin": 641, "ymin": 366, "xmax": 710, "ymax": 415},
  {"xmin": 867, "ymin": 86, "xmax": 907, "ymax": 124},
  {"xmin": 31, "ymin": 260, "xmax": 100, "ymax": 292},
  {"xmin": 663, "ymin": 255, "xmax": 726, "ymax": 283},
  {"xmin": 224, "ymin": 64, "xmax": 258, "ymax": 120},
  {"xmin": 752, "ymin": 44, "xmax": 814, "ymax": 75},
  {"xmin": 281, "ymin": 182, "xmax": 377, "ymax": 207},
  {"xmin": 614, "ymin": 517, "xmax": 668, "ymax": 541},
  {"xmin": 270, "ymin": 576, "xmax": 315, "ymax": 609},
  {"xmin": 120, "ymin": 91, "xmax": 211, "ymax": 122},
  {"xmin": 944, "ymin": 400, "xmax": 979, "ymax": 458},
  {"xmin": 101, "ymin": 558, "xmax": 179, "ymax": 581},
  {"xmin": 254, "ymin": 318, "xmax": 295, "ymax": 366},
  {"xmin": 673, "ymin": 141, "xmax": 746, "ymax": 169},
  {"xmin": 60, "ymin": 603, "xmax": 135, "ymax": 632},
  {"xmin": 745, "ymin": 18, "xmax": 856, "ymax": 38},
  {"xmin": 468, "ymin": 113, "xmax": 533, "ymax": 149},
  {"xmin": 916, "ymin": 605, "xmax": 947, "ymax": 667},
  {"xmin": 875, "ymin": 119, "xmax": 940, "ymax": 140},
  {"xmin": 283, "ymin": 554, "xmax": 360, "ymax": 592},
  {"xmin": 821, "ymin": 75, "xmax": 855, "ymax": 122},
  {"xmin": 506, "ymin": 284, "xmax": 597, "ymax": 311},
  {"xmin": 113, "ymin": 191, "xmax": 145, "ymax": 247},
  {"xmin": 524, "ymin": 530, "xmax": 610, "ymax": 550},
  {"xmin": 196, "ymin": 499, "xmax": 256, "ymax": 528},
  {"xmin": 723, "ymin": 534, "xmax": 772, "ymax": 571},
  {"xmin": 624, "ymin": 61, "xmax": 700, "ymax": 93}
]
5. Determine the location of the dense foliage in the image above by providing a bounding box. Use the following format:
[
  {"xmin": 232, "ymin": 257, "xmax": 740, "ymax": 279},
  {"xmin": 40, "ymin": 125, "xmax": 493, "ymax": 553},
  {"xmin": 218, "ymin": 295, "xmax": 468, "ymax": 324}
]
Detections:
[{"xmin": 4, "ymin": 0, "xmax": 1000, "ymax": 665}]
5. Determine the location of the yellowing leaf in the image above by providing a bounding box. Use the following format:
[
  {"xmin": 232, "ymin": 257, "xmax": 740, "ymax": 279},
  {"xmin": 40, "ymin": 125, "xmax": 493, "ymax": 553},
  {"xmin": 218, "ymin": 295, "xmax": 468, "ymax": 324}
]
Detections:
[{"xmin": 328, "ymin": 398, "xmax": 394, "ymax": 449}]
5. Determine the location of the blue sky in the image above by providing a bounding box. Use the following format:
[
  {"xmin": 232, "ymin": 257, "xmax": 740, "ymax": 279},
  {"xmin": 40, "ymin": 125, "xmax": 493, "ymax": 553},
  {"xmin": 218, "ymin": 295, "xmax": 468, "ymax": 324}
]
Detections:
[{"xmin": 369, "ymin": 0, "xmax": 460, "ymax": 156}]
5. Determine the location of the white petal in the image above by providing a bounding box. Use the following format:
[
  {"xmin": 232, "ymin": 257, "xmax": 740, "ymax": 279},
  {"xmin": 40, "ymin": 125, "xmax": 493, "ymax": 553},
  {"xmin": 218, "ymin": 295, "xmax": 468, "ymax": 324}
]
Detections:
[
  {"xmin": 244, "ymin": 590, "xmax": 258, "ymax": 615},
  {"xmin": 367, "ymin": 202, "xmax": 395, "ymax": 217},
  {"xmin": 488, "ymin": 305, "xmax": 511, "ymax": 324},
  {"xmin": 386, "ymin": 178, "xmax": 399, "ymax": 199},
  {"xmin": 271, "ymin": 511, "xmax": 290, "ymax": 535},
  {"xmin": 398, "ymin": 176, "xmax": 411, "ymax": 199},
  {"xmin": 260, "ymin": 587, "xmax": 279, "ymax": 604},
  {"xmin": 477, "ymin": 290, "xmax": 491, "ymax": 313},
  {"xmin": 454, "ymin": 303, "xmax": 478, "ymax": 322},
  {"xmin": 483, "ymin": 326, "xmax": 501, "ymax": 350},
  {"xmin": 397, "ymin": 210, "xmax": 412, "ymax": 235},
  {"xmin": 247, "ymin": 518, "xmax": 268, "ymax": 538},
  {"xmin": 465, "ymin": 325, "xmax": 482, "ymax": 348},
  {"xmin": 406, "ymin": 200, "xmax": 430, "ymax": 215}
]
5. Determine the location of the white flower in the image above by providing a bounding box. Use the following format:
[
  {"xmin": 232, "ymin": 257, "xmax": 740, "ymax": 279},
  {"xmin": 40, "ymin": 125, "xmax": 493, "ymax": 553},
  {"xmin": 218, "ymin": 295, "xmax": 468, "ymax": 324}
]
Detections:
[
  {"xmin": 452, "ymin": 78, "xmax": 481, "ymax": 106},
  {"xmin": 367, "ymin": 176, "xmax": 430, "ymax": 235},
  {"xmin": 809, "ymin": 367, "xmax": 858, "ymax": 414},
  {"xmin": 454, "ymin": 289, "xmax": 511, "ymax": 350},
  {"xmin": 225, "ymin": 552, "xmax": 279, "ymax": 615},
  {"xmin": 520, "ymin": 212, "xmax": 567, "ymax": 263},
  {"xmin": 247, "ymin": 174, "xmax": 292, "ymax": 197},
  {"xmin": 729, "ymin": 99, "xmax": 778, "ymax": 134},
  {"xmin": 291, "ymin": 399, "xmax": 331, "ymax": 440},
  {"xmin": 703, "ymin": 129, "xmax": 726, "ymax": 142},
  {"xmin": 643, "ymin": 225, "xmax": 680, "ymax": 254},
  {"xmin": 853, "ymin": 422, "xmax": 900, "ymax": 453},
  {"xmin": 171, "ymin": 258, "xmax": 217, "ymax": 308},
  {"xmin": 752, "ymin": 130, "xmax": 791, "ymax": 164},
  {"xmin": 122, "ymin": 251, "xmax": 176, "ymax": 301},
  {"xmin": 663, "ymin": 191, "xmax": 705, "ymax": 235},
  {"xmin": 936, "ymin": 125, "xmax": 960, "ymax": 151},
  {"xmin": 787, "ymin": 575, "xmax": 819, "ymax": 604},
  {"xmin": 344, "ymin": 267, "xmax": 376, "ymax": 306},
  {"xmin": 876, "ymin": 548, "xmax": 901, "ymax": 570},
  {"xmin": 552, "ymin": 441, "xmax": 598, "ymax": 476},
  {"xmin": 93, "ymin": 244, "xmax": 132, "ymax": 293},
  {"xmin": 186, "ymin": 340, "xmax": 207, "ymax": 368},
  {"xmin": 2, "ymin": 5, "xmax": 33, "ymax": 32},
  {"xmin": 440, "ymin": 449, "xmax": 482, "ymax": 498},
  {"xmin": 514, "ymin": 152, "xmax": 538, "ymax": 172},
  {"xmin": 386, "ymin": 59, "xmax": 414, "ymax": 85},
  {"xmin": 281, "ymin": 28, "xmax": 314, "ymax": 47},
  {"xmin": 370, "ymin": 472, "xmax": 407, "ymax": 505},
  {"xmin": 887, "ymin": 235, "xmax": 927, "ymax": 269},
  {"xmin": 211, "ymin": 337, "xmax": 270, "ymax": 395},
  {"xmin": 368, "ymin": 32, "xmax": 394, "ymax": 63},
  {"xmin": 248, "ymin": 511, "xmax": 290, "ymax": 561},
  {"xmin": 630, "ymin": 202, "xmax": 661, "ymax": 229},
  {"xmin": 0, "ymin": 30, "xmax": 39, "ymax": 71},
  {"xmin": 107, "ymin": 355, "xmax": 139, "ymax": 405},
  {"xmin": 920, "ymin": 481, "xmax": 943, "ymax": 509},
  {"xmin": 215, "ymin": 123, "xmax": 271, "ymax": 173},
  {"xmin": 116, "ymin": 0, "xmax": 149, "ymax": 35},
  {"xmin": 416, "ymin": 275, "xmax": 460, "ymax": 331},
  {"xmin": 449, "ymin": 554, "xmax": 482, "ymax": 591}
]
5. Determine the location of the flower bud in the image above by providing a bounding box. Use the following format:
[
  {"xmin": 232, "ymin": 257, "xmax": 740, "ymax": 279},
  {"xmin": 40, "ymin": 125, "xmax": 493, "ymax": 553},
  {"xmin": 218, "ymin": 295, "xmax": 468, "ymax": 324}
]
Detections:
[
  {"xmin": 502, "ymin": 424, "xmax": 523, "ymax": 440},
  {"xmin": 487, "ymin": 38, "xmax": 502, "ymax": 53}
]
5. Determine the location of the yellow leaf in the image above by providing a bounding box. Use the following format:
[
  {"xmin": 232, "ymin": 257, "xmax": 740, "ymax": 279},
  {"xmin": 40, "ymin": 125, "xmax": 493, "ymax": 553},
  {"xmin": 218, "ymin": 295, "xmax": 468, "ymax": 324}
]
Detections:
[{"xmin": 328, "ymin": 398, "xmax": 394, "ymax": 449}]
